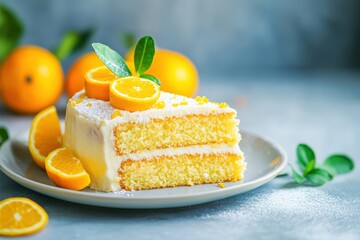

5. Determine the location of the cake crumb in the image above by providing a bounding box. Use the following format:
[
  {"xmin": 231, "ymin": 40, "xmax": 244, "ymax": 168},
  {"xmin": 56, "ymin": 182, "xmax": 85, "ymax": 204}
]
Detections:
[
  {"xmin": 70, "ymin": 98, "xmax": 83, "ymax": 107},
  {"xmin": 218, "ymin": 183, "xmax": 226, "ymax": 188},
  {"xmin": 172, "ymin": 103, "xmax": 179, "ymax": 107},
  {"xmin": 180, "ymin": 101, "xmax": 188, "ymax": 106},
  {"xmin": 86, "ymin": 103, "xmax": 92, "ymax": 107},
  {"xmin": 154, "ymin": 101, "xmax": 166, "ymax": 109},
  {"xmin": 219, "ymin": 102, "xmax": 229, "ymax": 108},
  {"xmin": 111, "ymin": 110, "xmax": 122, "ymax": 119},
  {"xmin": 195, "ymin": 96, "xmax": 209, "ymax": 105}
]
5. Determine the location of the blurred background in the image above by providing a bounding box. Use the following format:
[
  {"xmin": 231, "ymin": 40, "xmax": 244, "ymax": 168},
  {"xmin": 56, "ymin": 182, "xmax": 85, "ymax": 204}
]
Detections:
[{"xmin": 3, "ymin": 0, "xmax": 360, "ymax": 75}]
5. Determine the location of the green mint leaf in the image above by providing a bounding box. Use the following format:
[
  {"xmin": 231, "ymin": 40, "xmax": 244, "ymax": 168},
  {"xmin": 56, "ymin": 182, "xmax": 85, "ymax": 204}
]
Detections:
[
  {"xmin": 140, "ymin": 74, "xmax": 161, "ymax": 86},
  {"xmin": 296, "ymin": 144, "xmax": 316, "ymax": 173},
  {"xmin": 53, "ymin": 28, "xmax": 94, "ymax": 61},
  {"xmin": 0, "ymin": 127, "xmax": 9, "ymax": 147},
  {"xmin": 290, "ymin": 165, "xmax": 306, "ymax": 184},
  {"xmin": 0, "ymin": 4, "xmax": 23, "ymax": 61},
  {"xmin": 92, "ymin": 42, "xmax": 131, "ymax": 77},
  {"xmin": 303, "ymin": 159, "xmax": 315, "ymax": 175},
  {"xmin": 121, "ymin": 32, "xmax": 136, "ymax": 50},
  {"xmin": 305, "ymin": 168, "xmax": 333, "ymax": 186},
  {"xmin": 134, "ymin": 36, "xmax": 155, "ymax": 75},
  {"xmin": 322, "ymin": 154, "xmax": 354, "ymax": 175}
]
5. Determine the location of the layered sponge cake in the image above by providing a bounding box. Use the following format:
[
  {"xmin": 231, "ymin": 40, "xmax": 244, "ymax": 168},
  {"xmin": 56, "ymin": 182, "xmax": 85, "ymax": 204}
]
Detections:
[{"xmin": 64, "ymin": 90, "xmax": 245, "ymax": 192}]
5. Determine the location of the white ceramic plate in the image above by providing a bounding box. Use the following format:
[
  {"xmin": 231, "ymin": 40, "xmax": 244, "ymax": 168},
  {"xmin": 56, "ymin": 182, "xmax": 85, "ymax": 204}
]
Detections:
[{"xmin": 0, "ymin": 130, "xmax": 287, "ymax": 209}]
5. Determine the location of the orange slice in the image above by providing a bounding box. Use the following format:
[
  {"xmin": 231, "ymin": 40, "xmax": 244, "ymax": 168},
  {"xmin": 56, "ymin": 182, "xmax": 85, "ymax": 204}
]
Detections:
[
  {"xmin": 28, "ymin": 105, "xmax": 62, "ymax": 169},
  {"xmin": 0, "ymin": 197, "xmax": 48, "ymax": 236},
  {"xmin": 84, "ymin": 66, "xmax": 120, "ymax": 101},
  {"xmin": 45, "ymin": 147, "xmax": 91, "ymax": 190},
  {"xmin": 109, "ymin": 76, "xmax": 160, "ymax": 112}
]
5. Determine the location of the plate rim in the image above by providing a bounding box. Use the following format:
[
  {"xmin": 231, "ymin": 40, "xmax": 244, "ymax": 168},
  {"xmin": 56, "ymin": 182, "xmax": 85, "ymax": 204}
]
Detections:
[{"xmin": 0, "ymin": 130, "xmax": 288, "ymax": 207}]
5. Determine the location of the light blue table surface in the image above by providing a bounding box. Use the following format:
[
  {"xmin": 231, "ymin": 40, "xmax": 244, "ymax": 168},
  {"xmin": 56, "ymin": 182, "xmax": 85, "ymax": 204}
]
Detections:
[{"xmin": 0, "ymin": 72, "xmax": 359, "ymax": 240}]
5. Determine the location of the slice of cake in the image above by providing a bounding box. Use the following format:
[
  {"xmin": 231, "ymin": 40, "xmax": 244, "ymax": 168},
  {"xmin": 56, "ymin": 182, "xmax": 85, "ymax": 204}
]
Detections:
[{"xmin": 64, "ymin": 90, "xmax": 245, "ymax": 192}]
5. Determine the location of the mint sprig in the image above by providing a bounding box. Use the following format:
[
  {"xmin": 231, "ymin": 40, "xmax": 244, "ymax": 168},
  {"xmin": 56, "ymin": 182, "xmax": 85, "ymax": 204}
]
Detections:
[
  {"xmin": 296, "ymin": 143, "xmax": 315, "ymax": 172},
  {"xmin": 0, "ymin": 127, "xmax": 9, "ymax": 147},
  {"xmin": 92, "ymin": 36, "xmax": 160, "ymax": 86},
  {"xmin": 291, "ymin": 144, "xmax": 354, "ymax": 186}
]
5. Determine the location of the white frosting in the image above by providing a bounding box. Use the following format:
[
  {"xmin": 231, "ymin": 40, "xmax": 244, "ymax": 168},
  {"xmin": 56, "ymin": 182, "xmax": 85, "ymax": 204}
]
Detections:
[
  {"xmin": 64, "ymin": 90, "xmax": 242, "ymax": 192},
  {"xmin": 70, "ymin": 90, "xmax": 236, "ymax": 124}
]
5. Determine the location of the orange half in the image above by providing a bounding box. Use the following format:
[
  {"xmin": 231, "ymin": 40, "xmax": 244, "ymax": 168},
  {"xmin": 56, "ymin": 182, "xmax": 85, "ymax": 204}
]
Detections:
[
  {"xmin": 84, "ymin": 66, "xmax": 120, "ymax": 101},
  {"xmin": 109, "ymin": 76, "xmax": 160, "ymax": 112}
]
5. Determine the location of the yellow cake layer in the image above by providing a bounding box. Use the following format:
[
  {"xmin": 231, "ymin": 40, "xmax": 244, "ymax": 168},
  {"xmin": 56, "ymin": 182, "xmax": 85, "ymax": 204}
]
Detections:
[
  {"xmin": 119, "ymin": 153, "xmax": 245, "ymax": 191},
  {"xmin": 114, "ymin": 113, "xmax": 240, "ymax": 155}
]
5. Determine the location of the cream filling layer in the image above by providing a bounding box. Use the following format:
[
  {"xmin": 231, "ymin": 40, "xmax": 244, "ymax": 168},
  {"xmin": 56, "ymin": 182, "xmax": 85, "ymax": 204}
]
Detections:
[{"xmin": 114, "ymin": 144, "xmax": 243, "ymax": 162}]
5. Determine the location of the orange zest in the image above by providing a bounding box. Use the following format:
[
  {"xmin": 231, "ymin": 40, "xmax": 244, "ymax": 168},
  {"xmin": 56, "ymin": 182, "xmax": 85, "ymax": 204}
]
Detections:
[
  {"xmin": 109, "ymin": 76, "xmax": 160, "ymax": 112},
  {"xmin": 0, "ymin": 197, "xmax": 48, "ymax": 236},
  {"xmin": 28, "ymin": 105, "xmax": 62, "ymax": 169},
  {"xmin": 45, "ymin": 147, "xmax": 91, "ymax": 190},
  {"xmin": 84, "ymin": 66, "xmax": 120, "ymax": 101}
]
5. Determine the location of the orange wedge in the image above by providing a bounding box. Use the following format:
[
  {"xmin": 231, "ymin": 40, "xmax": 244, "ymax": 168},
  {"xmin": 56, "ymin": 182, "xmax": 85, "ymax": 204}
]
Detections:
[
  {"xmin": 28, "ymin": 105, "xmax": 62, "ymax": 169},
  {"xmin": 84, "ymin": 66, "xmax": 120, "ymax": 101},
  {"xmin": 45, "ymin": 147, "xmax": 91, "ymax": 190},
  {"xmin": 0, "ymin": 197, "xmax": 48, "ymax": 236},
  {"xmin": 109, "ymin": 76, "xmax": 160, "ymax": 112}
]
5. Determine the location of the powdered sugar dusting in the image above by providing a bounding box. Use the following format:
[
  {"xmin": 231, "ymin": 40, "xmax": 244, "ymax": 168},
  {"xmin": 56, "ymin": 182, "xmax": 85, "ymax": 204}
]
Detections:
[
  {"xmin": 69, "ymin": 90, "xmax": 236, "ymax": 123},
  {"xmin": 200, "ymin": 187, "xmax": 360, "ymax": 239},
  {"xmin": 203, "ymin": 188, "xmax": 356, "ymax": 220},
  {"xmin": 73, "ymin": 96, "xmax": 114, "ymax": 121}
]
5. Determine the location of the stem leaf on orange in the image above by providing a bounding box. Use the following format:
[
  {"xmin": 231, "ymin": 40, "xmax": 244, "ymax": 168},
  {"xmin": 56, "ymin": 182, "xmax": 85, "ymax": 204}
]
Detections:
[
  {"xmin": 92, "ymin": 43, "xmax": 131, "ymax": 77},
  {"xmin": 134, "ymin": 36, "xmax": 155, "ymax": 75},
  {"xmin": 140, "ymin": 73, "xmax": 161, "ymax": 86}
]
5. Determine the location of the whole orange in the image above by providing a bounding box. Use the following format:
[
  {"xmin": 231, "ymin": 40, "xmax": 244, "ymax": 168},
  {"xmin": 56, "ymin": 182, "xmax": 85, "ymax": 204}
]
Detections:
[
  {"xmin": 125, "ymin": 49, "xmax": 198, "ymax": 97},
  {"xmin": 1, "ymin": 45, "xmax": 63, "ymax": 114},
  {"xmin": 65, "ymin": 52, "xmax": 104, "ymax": 98}
]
